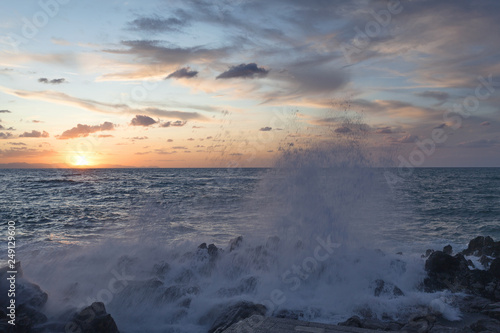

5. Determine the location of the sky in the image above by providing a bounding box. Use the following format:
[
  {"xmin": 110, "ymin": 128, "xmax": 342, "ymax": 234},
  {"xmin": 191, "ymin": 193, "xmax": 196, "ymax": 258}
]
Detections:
[{"xmin": 0, "ymin": 0, "xmax": 499, "ymax": 167}]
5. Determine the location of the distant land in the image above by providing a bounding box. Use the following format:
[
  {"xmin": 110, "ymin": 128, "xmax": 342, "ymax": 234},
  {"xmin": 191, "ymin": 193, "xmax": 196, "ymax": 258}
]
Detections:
[{"xmin": 0, "ymin": 162, "xmax": 136, "ymax": 169}]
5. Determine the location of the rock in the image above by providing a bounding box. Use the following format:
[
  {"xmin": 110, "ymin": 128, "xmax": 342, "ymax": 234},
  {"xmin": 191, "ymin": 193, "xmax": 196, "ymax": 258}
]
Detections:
[
  {"xmin": 443, "ymin": 245, "xmax": 453, "ymax": 255},
  {"xmin": 429, "ymin": 324, "xmax": 472, "ymax": 332},
  {"xmin": 373, "ymin": 279, "xmax": 405, "ymax": 297},
  {"xmin": 424, "ymin": 251, "xmax": 471, "ymax": 292},
  {"xmin": 463, "ymin": 236, "xmax": 500, "ymax": 257},
  {"xmin": 490, "ymin": 258, "xmax": 500, "ymax": 278},
  {"xmin": 275, "ymin": 309, "xmax": 301, "ymax": 320},
  {"xmin": 69, "ymin": 302, "xmax": 119, "ymax": 333},
  {"xmin": 198, "ymin": 242, "xmax": 207, "ymax": 250},
  {"xmin": 470, "ymin": 318, "xmax": 500, "ymax": 332},
  {"xmin": 229, "ymin": 236, "xmax": 243, "ymax": 252},
  {"xmin": 480, "ymin": 255, "xmax": 493, "ymax": 268},
  {"xmin": 338, "ymin": 315, "xmax": 403, "ymax": 331},
  {"xmin": 338, "ymin": 315, "xmax": 363, "ymax": 328},
  {"xmin": 208, "ymin": 301, "xmax": 266, "ymax": 333},
  {"xmin": 159, "ymin": 285, "xmax": 200, "ymax": 303},
  {"xmin": 422, "ymin": 249, "xmax": 435, "ymax": 258},
  {"xmin": 208, "ymin": 244, "xmax": 219, "ymax": 258}
]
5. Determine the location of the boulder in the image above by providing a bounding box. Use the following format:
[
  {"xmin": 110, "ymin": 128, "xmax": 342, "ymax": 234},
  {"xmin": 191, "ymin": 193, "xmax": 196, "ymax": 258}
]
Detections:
[
  {"xmin": 69, "ymin": 302, "xmax": 119, "ymax": 333},
  {"xmin": 208, "ymin": 301, "xmax": 266, "ymax": 333},
  {"xmin": 443, "ymin": 245, "xmax": 453, "ymax": 255},
  {"xmin": 469, "ymin": 318, "xmax": 500, "ymax": 332}
]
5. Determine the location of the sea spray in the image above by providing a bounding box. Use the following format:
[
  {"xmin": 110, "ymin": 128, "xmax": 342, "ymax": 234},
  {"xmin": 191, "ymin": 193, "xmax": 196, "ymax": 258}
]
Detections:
[{"xmin": 13, "ymin": 112, "xmax": 467, "ymax": 332}]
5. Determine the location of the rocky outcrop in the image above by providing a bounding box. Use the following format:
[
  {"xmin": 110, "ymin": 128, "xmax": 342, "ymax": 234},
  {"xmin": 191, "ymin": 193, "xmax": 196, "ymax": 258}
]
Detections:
[
  {"xmin": 424, "ymin": 237, "xmax": 500, "ymax": 302},
  {"xmin": 207, "ymin": 301, "xmax": 266, "ymax": 333}
]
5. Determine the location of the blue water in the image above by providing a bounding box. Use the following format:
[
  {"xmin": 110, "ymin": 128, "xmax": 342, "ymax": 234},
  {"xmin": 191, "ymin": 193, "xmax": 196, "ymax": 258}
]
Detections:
[
  {"xmin": 0, "ymin": 167, "xmax": 499, "ymax": 332},
  {"xmin": 1, "ymin": 168, "xmax": 498, "ymax": 251}
]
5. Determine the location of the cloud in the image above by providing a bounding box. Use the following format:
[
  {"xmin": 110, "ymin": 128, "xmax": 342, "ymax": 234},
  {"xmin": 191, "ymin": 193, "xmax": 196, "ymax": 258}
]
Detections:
[
  {"xmin": 161, "ymin": 120, "xmax": 187, "ymax": 127},
  {"xmin": 172, "ymin": 146, "xmax": 187, "ymax": 150},
  {"xmin": 0, "ymin": 147, "xmax": 54, "ymax": 158},
  {"xmin": 334, "ymin": 127, "xmax": 351, "ymax": 133},
  {"xmin": 127, "ymin": 12, "xmax": 189, "ymax": 33},
  {"xmin": 98, "ymin": 134, "xmax": 114, "ymax": 138},
  {"xmin": 19, "ymin": 130, "xmax": 50, "ymax": 138},
  {"xmin": 0, "ymin": 87, "xmax": 210, "ymax": 122},
  {"xmin": 389, "ymin": 134, "xmax": 419, "ymax": 144},
  {"xmin": 131, "ymin": 136, "xmax": 148, "ymax": 140},
  {"xmin": 416, "ymin": 91, "xmax": 449, "ymax": 102},
  {"xmin": 375, "ymin": 126, "xmax": 392, "ymax": 134},
  {"xmin": 434, "ymin": 123, "xmax": 446, "ymax": 129},
  {"xmin": 0, "ymin": 110, "xmax": 11, "ymax": 113},
  {"xmin": 458, "ymin": 138, "xmax": 500, "ymax": 148},
  {"xmin": 481, "ymin": 121, "xmax": 491, "ymax": 126},
  {"xmin": 8, "ymin": 142, "xmax": 26, "ymax": 146},
  {"xmin": 259, "ymin": 127, "xmax": 272, "ymax": 131},
  {"xmin": 38, "ymin": 78, "xmax": 67, "ymax": 84},
  {"xmin": 0, "ymin": 132, "xmax": 13, "ymax": 139},
  {"xmin": 58, "ymin": 122, "xmax": 115, "ymax": 139},
  {"xmin": 131, "ymin": 115, "xmax": 157, "ymax": 127},
  {"xmin": 166, "ymin": 67, "xmax": 198, "ymax": 79},
  {"xmin": 216, "ymin": 63, "xmax": 269, "ymax": 79}
]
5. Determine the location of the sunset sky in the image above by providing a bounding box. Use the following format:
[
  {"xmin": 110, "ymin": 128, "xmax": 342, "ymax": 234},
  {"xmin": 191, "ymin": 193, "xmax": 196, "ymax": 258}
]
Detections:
[{"xmin": 0, "ymin": 0, "xmax": 499, "ymax": 167}]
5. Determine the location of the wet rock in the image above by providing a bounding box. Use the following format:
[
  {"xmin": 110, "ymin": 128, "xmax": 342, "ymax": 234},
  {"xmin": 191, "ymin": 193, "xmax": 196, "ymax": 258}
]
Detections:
[
  {"xmin": 480, "ymin": 255, "xmax": 493, "ymax": 269},
  {"xmin": 424, "ymin": 251, "xmax": 469, "ymax": 292},
  {"xmin": 469, "ymin": 318, "xmax": 500, "ymax": 332},
  {"xmin": 69, "ymin": 302, "xmax": 119, "ymax": 333},
  {"xmin": 422, "ymin": 249, "xmax": 435, "ymax": 258},
  {"xmin": 338, "ymin": 315, "xmax": 363, "ymax": 328},
  {"xmin": 443, "ymin": 245, "xmax": 453, "ymax": 255},
  {"xmin": 275, "ymin": 309, "xmax": 302, "ymax": 320},
  {"xmin": 429, "ymin": 324, "xmax": 472, "ymax": 333},
  {"xmin": 490, "ymin": 258, "xmax": 500, "ymax": 277},
  {"xmin": 208, "ymin": 244, "xmax": 219, "ymax": 259},
  {"xmin": 373, "ymin": 279, "xmax": 404, "ymax": 297},
  {"xmin": 229, "ymin": 236, "xmax": 243, "ymax": 252},
  {"xmin": 463, "ymin": 236, "xmax": 500, "ymax": 257},
  {"xmin": 208, "ymin": 301, "xmax": 266, "ymax": 333},
  {"xmin": 338, "ymin": 315, "xmax": 403, "ymax": 331}
]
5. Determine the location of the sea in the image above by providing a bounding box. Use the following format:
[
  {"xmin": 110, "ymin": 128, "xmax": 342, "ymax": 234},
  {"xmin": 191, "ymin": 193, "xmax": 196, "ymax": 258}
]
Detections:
[{"xmin": 1, "ymin": 163, "xmax": 499, "ymax": 332}]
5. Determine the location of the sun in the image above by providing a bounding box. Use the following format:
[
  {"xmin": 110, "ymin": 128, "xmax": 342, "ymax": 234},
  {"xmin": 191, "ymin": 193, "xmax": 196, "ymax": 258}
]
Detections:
[{"xmin": 70, "ymin": 154, "xmax": 92, "ymax": 167}]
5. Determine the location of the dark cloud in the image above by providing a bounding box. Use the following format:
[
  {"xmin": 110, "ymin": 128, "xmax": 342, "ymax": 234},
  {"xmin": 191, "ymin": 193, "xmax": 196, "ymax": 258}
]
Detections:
[
  {"xmin": 0, "ymin": 147, "xmax": 54, "ymax": 158},
  {"xmin": 481, "ymin": 121, "xmax": 491, "ymax": 126},
  {"xmin": 259, "ymin": 127, "xmax": 272, "ymax": 131},
  {"xmin": 0, "ymin": 110, "xmax": 11, "ymax": 113},
  {"xmin": 19, "ymin": 130, "xmax": 49, "ymax": 138},
  {"xmin": 58, "ymin": 122, "xmax": 115, "ymax": 139},
  {"xmin": 0, "ymin": 132, "xmax": 13, "ymax": 139},
  {"xmin": 161, "ymin": 120, "xmax": 187, "ymax": 127},
  {"xmin": 416, "ymin": 91, "xmax": 450, "ymax": 102},
  {"xmin": 434, "ymin": 123, "xmax": 446, "ymax": 129},
  {"xmin": 375, "ymin": 127, "xmax": 392, "ymax": 134},
  {"xmin": 166, "ymin": 67, "xmax": 198, "ymax": 79},
  {"xmin": 334, "ymin": 127, "xmax": 351, "ymax": 134},
  {"xmin": 128, "ymin": 12, "xmax": 189, "ymax": 33},
  {"xmin": 131, "ymin": 115, "xmax": 157, "ymax": 127},
  {"xmin": 38, "ymin": 78, "xmax": 67, "ymax": 84},
  {"xmin": 216, "ymin": 63, "xmax": 269, "ymax": 79},
  {"xmin": 104, "ymin": 40, "xmax": 228, "ymax": 67}
]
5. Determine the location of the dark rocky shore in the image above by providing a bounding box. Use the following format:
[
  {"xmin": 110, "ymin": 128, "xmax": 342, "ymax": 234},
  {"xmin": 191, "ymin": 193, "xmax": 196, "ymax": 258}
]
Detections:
[{"xmin": 1, "ymin": 236, "xmax": 499, "ymax": 333}]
